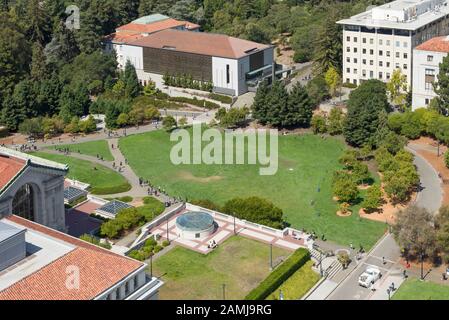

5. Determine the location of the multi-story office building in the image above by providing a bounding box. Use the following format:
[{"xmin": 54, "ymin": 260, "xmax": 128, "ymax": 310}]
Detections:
[
  {"xmin": 412, "ymin": 36, "xmax": 449, "ymax": 109},
  {"xmin": 337, "ymin": 0, "xmax": 449, "ymax": 87}
]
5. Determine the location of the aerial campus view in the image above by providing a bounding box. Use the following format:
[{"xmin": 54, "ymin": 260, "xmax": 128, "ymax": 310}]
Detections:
[{"xmin": 1, "ymin": 0, "xmax": 449, "ymax": 309}]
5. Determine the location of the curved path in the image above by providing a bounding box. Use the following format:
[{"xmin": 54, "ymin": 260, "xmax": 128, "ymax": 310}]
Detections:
[{"xmin": 406, "ymin": 146, "xmax": 443, "ymax": 214}]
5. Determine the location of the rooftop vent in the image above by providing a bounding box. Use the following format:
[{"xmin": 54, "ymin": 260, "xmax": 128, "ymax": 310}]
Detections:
[
  {"xmin": 0, "ymin": 221, "xmax": 26, "ymax": 272},
  {"xmin": 162, "ymin": 45, "xmax": 176, "ymax": 50}
]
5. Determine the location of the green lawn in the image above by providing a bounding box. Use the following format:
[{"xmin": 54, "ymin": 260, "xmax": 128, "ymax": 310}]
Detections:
[
  {"xmin": 137, "ymin": 196, "xmax": 166, "ymax": 221},
  {"xmin": 47, "ymin": 140, "xmax": 114, "ymax": 161},
  {"xmin": 266, "ymin": 260, "xmax": 320, "ymax": 300},
  {"xmin": 31, "ymin": 152, "xmax": 131, "ymax": 195},
  {"xmin": 153, "ymin": 236, "xmax": 291, "ymax": 300},
  {"xmin": 119, "ymin": 130, "xmax": 386, "ymax": 248},
  {"xmin": 393, "ymin": 278, "xmax": 449, "ymax": 300}
]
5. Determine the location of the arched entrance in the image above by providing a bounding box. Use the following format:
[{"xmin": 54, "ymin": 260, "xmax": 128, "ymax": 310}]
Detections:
[{"xmin": 12, "ymin": 184, "xmax": 35, "ymax": 221}]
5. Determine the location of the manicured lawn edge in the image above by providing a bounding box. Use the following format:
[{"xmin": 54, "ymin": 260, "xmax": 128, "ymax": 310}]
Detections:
[{"xmin": 245, "ymin": 248, "xmax": 310, "ymax": 300}]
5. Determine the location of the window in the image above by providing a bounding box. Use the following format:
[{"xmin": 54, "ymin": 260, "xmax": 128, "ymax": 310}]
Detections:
[
  {"xmin": 370, "ymin": 70, "xmax": 374, "ymax": 78},
  {"xmin": 387, "ymin": 40, "xmax": 391, "ymax": 46},
  {"xmin": 362, "ymin": 70, "xmax": 366, "ymax": 77},
  {"xmin": 346, "ymin": 78, "xmax": 350, "ymax": 83},
  {"xmin": 425, "ymin": 98, "xmax": 430, "ymax": 105},
  {"xmin": 354, "ymin": 37, "xmax": 358, "ymax": 42},
  {"xmin": 386, "ymin": 73, "xmax": 391, "ymax": 80},
  {"xmin": 379, "ymin": 39, "xmax": 383, "ymax": 45},
  {"xmin": 347, "ymin": 36, "xmax": 350, "ymax": 42},
  {"xmin": 362, "ymin": 59, "xmax": 366, "ymax": 65},
  {"xmin": 370, "ymin": 38, "xmax": 374, "ymax": 44},
  {"xmin": 379, "ymin": 50, "xmax": 383, "ymax": 56},
  {"xmin": 354, "ymin": 47, "xmax": 358, "ymax": 53},
  {"xmin": 353, "ymin": 69, "xmax": 357, "ymax": 74},
  {"xmin": 403, "ymin": 53, "xmax": 408, "ymax": 59},
  {"xmin": 403, "ymin": 64, "xmax": 407, "ymax": 70},
  {"xmin": 427, "ymin": 55, "xmax": 434, "ymax": 62},
  {"xmin": 370, "ymin": 60, "xmax": 374, "ymax": 66},
  {"xmin": 396, "ymin": 52, "xmax": 400, "ymax": 58},
  {"xmin": 353, "ymin": 79, "xmax": 357, "ymax": 85},
  {"xmin": 226, "ymin": 64, "xmax": 230, "ymax": 84},
  {"xmin": 379, "ymin": 72, "xmax": 383, "ymax": 79},
  {"xmin": 403, "ymin": 42, "xmax": 408, "ymax": 48},
  {"xmin": 363, "ymin": 48, "xmax": 367, "ymax": 54},
  {"xmin": 386, "ymin": 62, "xmax": 390, "ymax": 67},
  {"xmin": 395, "ymin": 63, "xmax": 400, "ymax": 68},
  {"xmin": 346, "ymin": 68, "xmax": 350, "ymax": 73},
  {"xmin": 346, "ymin": 57, "xmax": 350, "ymax": 63},
  {"xmin": 386, "ymin": 51, "xmax": 390, "ymax": 57},
  {"xmin": 425, "ymin": 69, "xmax": 435, "ymax": 90},
  {"xmin": 396, "ymin": 41, "xmax": 400, "ymax": 47},
  {"xmin": 370, "ymin": 49, "xmax": 374, "ymax": 55},
  {"xmin": 363, "ymin": 38, "xmax": 366, "ymax": 43},
  {"xmin": 379, "ymin": 61, "xmax": 383, "ymax": 67},
  {"xmin": 354, "ymin": 58, "xmax": 358, "ymax": 63},
  {"xmin": 347, "ymin": 47, "xmax": 350, "ymax": 52}
]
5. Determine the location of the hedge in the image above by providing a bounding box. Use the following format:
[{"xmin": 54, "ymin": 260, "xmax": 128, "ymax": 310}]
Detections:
[
  {"xmin": 90, "ymin": 182, "xmax": 132, "ymax": 195},
  {"xmin": 245, "ymin": 248, "xmax": 310, "ymax": 300},
  {"xmin": 168, "ymin": 96, "xmax": 220, "ymax": 110},
  {"xmin": 208, "ymin": 93, "xmax": 233, "ymax": 104}
]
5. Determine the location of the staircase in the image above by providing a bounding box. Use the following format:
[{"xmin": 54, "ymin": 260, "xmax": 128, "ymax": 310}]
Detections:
[{"xmin": 325, "ymin": 260, "xmax": 343, "ymax": 280}]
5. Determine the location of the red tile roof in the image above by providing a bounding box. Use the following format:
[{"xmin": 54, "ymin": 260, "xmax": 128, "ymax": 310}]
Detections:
[
  {"xmin": 104, "ymin": 32, "xmax": 145, "ymax": 44},
  {"xmin": 116, "ymin": 18, "xmax": 186, "ymax": 34},
  {"xmin": 128, "ymin": 29, "xmax": 271, "ymax": 59},
  {"xmin": 415, "ymin": 36, "xmax": 449, "ymax": 53},
  {"xmin": 0, "ymin": 215, "xmax": 143, "ymax": 300},
  {"xmin": 0, "ymin": 155, "xmax": 26, "ymax": 191}
]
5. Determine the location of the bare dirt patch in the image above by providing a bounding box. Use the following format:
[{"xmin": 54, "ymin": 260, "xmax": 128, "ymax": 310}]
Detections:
[{"xmin": 177, "ymin": 171, "xmax": 224, "ymax": 183}]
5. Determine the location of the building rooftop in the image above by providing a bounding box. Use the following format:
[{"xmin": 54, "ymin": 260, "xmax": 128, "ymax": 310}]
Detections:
[
  {"xmin": 128, "ymin": 29, "xmax": 271, "ymax": 59},
  {"xmin": 0, "ymin": 220, "xmax": 24, "ymax": 243},
  {"xmin": 132, "ymin": 14, "xmax": 170, "ymax": 25},
  {"xmin": 97, "ymin": 200, "xmax": 133, "ymax": 217},
  {"xmin": 116, "ymin": 18, "xmax": 187, "ymax": 34},
  {"xmin": 415, "ymin": 35, "xmax": 449, "ymax": 51},
  {"xmin": 0, "ymin": 155, "xmax": 26, "ymax": 192},
  {"xmin": 337, "ymin": 0, "xmax": 449, "ymax": 31},
  {"xmin": 0, "ymin": 215, "xmax": 143, "ymax": 300}
]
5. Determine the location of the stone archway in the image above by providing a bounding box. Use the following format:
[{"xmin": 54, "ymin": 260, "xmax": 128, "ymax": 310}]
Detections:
[{"xmin": 12, "ymin": 183, "xmax": 37, "ymax": 222}]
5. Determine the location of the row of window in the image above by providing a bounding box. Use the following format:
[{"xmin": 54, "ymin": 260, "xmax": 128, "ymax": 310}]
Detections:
[
  {"xmin": 346, "ymin": 47, "xmax": 409, "ymax": 59},
  {"xmin": 346, "ymin": 36, "xmax": 409, "ymax": 48},
  {"xmin": 346, "ymin": 58, "xmax": 408, "ymax": 69},
  {"xmin": 345, "ymin": 68, "xmax": 408, "ymax": 81}
]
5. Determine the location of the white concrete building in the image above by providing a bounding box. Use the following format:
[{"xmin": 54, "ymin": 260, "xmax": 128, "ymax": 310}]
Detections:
[
  {"xmin": 412, "ymin": 36, "xmax": 449, "ymax": 109},
  {"xmin": 116, "ymin": 29, "xmax": 274, "ymax": 96},
  {"xmin": 337, "ymin": 0, "xmax": 449, "ymax": 87}
]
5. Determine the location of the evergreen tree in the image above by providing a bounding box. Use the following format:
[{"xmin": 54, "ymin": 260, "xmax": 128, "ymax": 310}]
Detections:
[
  {"xmin": 284, "ymin": 82, "xmax": 314, "ymax": 127},
  {"xmin": 1, "ymin": 0, "xmax": 9, "ymax": 12},
  {"xmin": 264, "ymin": 81, "xmax": 289, "ymax": 127},
  {"xmin": 123, "ymin": 60, "xmax": 141, "ymax": 99},
  {"xmin": 26, "ymin": 0, "xmax": 51, "ymax": 45},
  {"xmin": 30, "ymin": 42, "xmax": 47, "ymax": 80},
  {"xmin": 59, "ymin": 84, "xmax": 90, "ymax": 122},
  {"xmin": 252, "ymin": 80, "xmax": 270, "ymax": 124},
  {"xmin": 344, "ymin": 80, "xmax": 390, "ymax": 147}
]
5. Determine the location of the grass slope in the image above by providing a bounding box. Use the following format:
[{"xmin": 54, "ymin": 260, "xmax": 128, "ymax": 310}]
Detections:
[
  {"xmin": 393, "ymin": 278, "xmax": 449, "ymax": 300},
  {"xmin": 32, "ymin": 152, "xmax": 131, "ymax": 195},
  {"xmin": 267, "ymin": 260, "xmax": 320, "ymax": 300},
  {"xmin": 47, "ymin": 140, "xmax": 114, "ymax": 161},
  {"xmin": 153, "ymin": 236, "xmax": 291, "ymax": 300},
  {"xmin": 119, "ymin": 130, "xmax": 386, "ymax": 248}
]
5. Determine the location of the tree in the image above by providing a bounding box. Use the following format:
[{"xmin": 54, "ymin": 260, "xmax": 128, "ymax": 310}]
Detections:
[
  {"xmin": 162, "ymin": 116, "xmax": 177, "ymax": 131},
  {"xmin": 222, "ymin": 196, "xmax": 284, "ymax": 229},
  {"xmin": 252, "ymin": 80, "xmax": 270, "ymax": 124},
  {"xmin": 122, "ymin": 60, "xmax": 141, "ymax": 99},
  {"xmin": 59, "ymin": 84, "xmax": 91, "ymax": 123},
  {"xmin": 178, "ymin": 117, "xmax": 188, "ymax": 127},
  {"xmin": 30, "ymin": 42, "xmax": 47, "ymax": 81},
  {"xmin": 311, "ymin": 114, "xmax": 327, "ymax": 134},
  {"xmin": 25, "ymin": 0, "xmax": 51, "ymax": 45},
  {"xmin": 434, "ymin": 54, "xmax": 449, "ymax": 115},
  {"xmin": 386, "ymin": 68, "xmax": 408, "ymax": 111},
  {"xmin": 344, "ymin": 80, "xmax": 390, "ymax": 147},
  {"xmin": 333, "ymin": 175, "xmax": 358, "ymax": 204},
  {"xmin": 284, "ymin": 83, "xmax": 314, "ymax": 127},
  {"xmin": 306, "ymin": 76, "xmax": 329, "ymax": 106},
  {"xmin": 324, "ymin": 66, "xmax": 341, "ymax": 97},
  {"xmin": 143, "ymin": 81, "xmax": 158, "ymax": 96},
  {"xmin": 445, "ymin": 150, "xmax": 449, "ymax": 169},
  {"xmin": 327, "ymin": 108, "xmax": 345, "ymax": 135},
  {"xmin": 313, "ymin": 9, "xmax": 342, "ymax": 75},
  {"xmin": 362, "ymin": 184, "xmax": 383, "ymax": 213},
  {"xmin": 392, "ymin": 206, "xmax": 436, "ymax": 259},
  {"xmin": 18, "ymin": 117, "xmax": 43, "ymax": 138},
  {"xmin": 352, "ymin": 161, "xmax": 370, "ymax": 185}
]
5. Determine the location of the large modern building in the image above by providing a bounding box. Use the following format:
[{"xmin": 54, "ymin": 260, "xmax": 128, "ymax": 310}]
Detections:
[
  {"xmin": 115, "ymin": 29, "xmax": 274, "ymax": 96},
  {"xmin": 0, "ymin": 215, "xmax": 163, "ymax": 300},
  {"xmin": 412, "ymin": 36, "xmax": 449, "ymax": 109},
  {"xmin": 104, "ymin": 13, "xmax": 200, "ymax": 65},
  {"xmin": 338, "ymin": 0, "xmax": 449, "ymax": 87}
]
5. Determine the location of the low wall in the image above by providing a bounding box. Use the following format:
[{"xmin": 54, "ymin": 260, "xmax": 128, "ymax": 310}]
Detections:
[{"xmin": 66, "ymin": 178, "xmax": 90, "ymax": 191}]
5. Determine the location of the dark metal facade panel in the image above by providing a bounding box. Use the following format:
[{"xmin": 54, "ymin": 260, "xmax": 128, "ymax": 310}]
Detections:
[
  {"xmin": 142, "ymin": 47, "xmax": 212, "ymax": 81},
  {"xmin": 249, "ymin": 50, "xmax": 264, "ymax": 71}
]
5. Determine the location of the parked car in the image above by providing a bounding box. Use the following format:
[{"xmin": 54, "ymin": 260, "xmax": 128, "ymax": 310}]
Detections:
[{"xmin": 358, "ymin": 267, "xmax": 382, "ymax": 288}]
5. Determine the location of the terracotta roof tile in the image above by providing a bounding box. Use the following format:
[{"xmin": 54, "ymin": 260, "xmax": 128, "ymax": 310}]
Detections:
[
  {"xmin": 0, "ymin": 215, "xmax": 143, "ymax": 300},
  {"xmin": 0, "ymin": 155, "xmax": 26, "ymax": 192},
  {"xmin": 128, "ymin": 29, "xmax": 271, "ymax": 59},
  {"xmin": 415, "ymin": 36, "xmax": 449, "ymax": 53},
  {"xmin": 116, "ymin": 18, "xmax": 186, "ymax": 34}
]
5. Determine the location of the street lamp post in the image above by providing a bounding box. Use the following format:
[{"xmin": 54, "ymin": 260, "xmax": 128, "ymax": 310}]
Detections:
[
  {"xmin": 149, "ymin": 253, "xmax": 153, "ymax": 278},
  {"xmin": 420, "ymin": 251, "xmax": 425, "ymax": 280}
]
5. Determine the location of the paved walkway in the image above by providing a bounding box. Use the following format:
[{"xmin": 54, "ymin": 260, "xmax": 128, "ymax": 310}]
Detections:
[{"xmin": 406, "ymin": 145, "xmax": 443, "ymax": 214}]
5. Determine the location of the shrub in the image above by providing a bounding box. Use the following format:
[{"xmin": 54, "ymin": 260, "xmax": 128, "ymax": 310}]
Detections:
[
  {"xmin": 154, "ymin": 245, "xmax": 163, "ymax": 253},
  {"xmin": 169, "ymin": 96, "xmax": 220, "ymax": 110},
  {"xmin": 311, "ymin": 114, "xmax": 327, "ymax": 134},
  {"xmin": 362, "ymin": 184, "xmax": 383, "ymax": 213},
  {"xmin": 209, "ymin": 93, "xmax": 233, "ymax": 104},
  {"xmin": 145, "ymin": 238, "xmax": 157, "ymax": 247},
  {"xmin": 222, "ymin": 197, "xmax": 284, "ymax": 229},
  {"xmin": 191, "ymin": 199, "xmax": 221, "ymax": 211},
  {"xmin": 342, "ymin": 82, "xmax": 357, "ymax": 89},
  {"xmin": 162, "ymin": 240, "xmax": 170, "ymax": 247},
  {"xmin": 79, "ymin": 234, "xmax": 111, "ymax": 250},
  {"xmin": 333, "ymin": 175, "xmax": 359, "ymax": 204},
  {"xmin": 245, "ymin": 248, "xmax": 310, "ymax": 300}
]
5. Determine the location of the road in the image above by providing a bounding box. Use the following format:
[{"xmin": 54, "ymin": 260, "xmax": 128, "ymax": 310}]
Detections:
[{"xmin": 327, "ymin": 233, "xmax": 402, "ymax": 300}]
